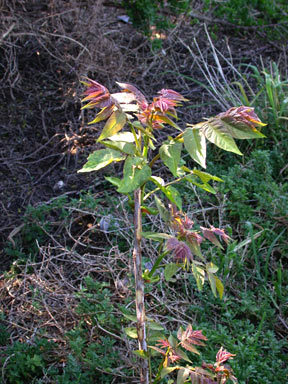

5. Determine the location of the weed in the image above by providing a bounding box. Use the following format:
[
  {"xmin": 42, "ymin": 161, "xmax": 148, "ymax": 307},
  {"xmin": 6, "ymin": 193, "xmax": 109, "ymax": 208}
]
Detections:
[
  {"xmin": 205, "ymin": 0, "xmax": 288, "ymax": 38},
  {"xmin": 121, "ymin": 0, "xmax": 191, "ymax": 35},
  {"xmin": 1, "ymin": 338, "xmax": 56, "ymax": 384}
]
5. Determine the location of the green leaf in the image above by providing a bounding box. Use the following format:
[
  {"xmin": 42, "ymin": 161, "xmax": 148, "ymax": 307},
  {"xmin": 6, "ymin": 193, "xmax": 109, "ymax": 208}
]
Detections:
[
  {"xmin": 157, "ymin": 115, "xmax": 182, "ymax": 131},
  {"xmin": 141, "ymin": 205, "xmax": 158, "ymax": 215},
  {"xmin": 192, "ymin": 169, "xmax": 223, "ymax": 183},
  {"xmin": 88, "ymin": 106, "xmax": 113, "ymax": 124},
  {"xmin": 208, "ymin": 273, "xmax": 224, "ymax": 299},
  {"xmin": 133, "ymin": 350, "xmax": 149, "ymax": 359},
  {"xmin": 207, "ymin": 272, "xmax": 217, "ymax": 298},
  {"xmin": 118, "ymin": 306, "xmax": 137, "ymax": 322},
  {"xmin": 150, "ymin": 176, "xmax": 165, "ymax": 187},
  {"xmin": 147, "ymin": 321, "xmax": 165, "ymax": 331},
  {"xmin": 159, "ymin": 141, "xmax": 182, "ymax": 177},
  {"xmin": 192, "ymin": 264, "xmax": 205, "ymax": 291},
  {"xmin": 187, "ymin": 240, "xmax": 204, "ymax": 261},
  {"xmin": 97, "ymin": 111, "xmax": 127, "ymax": 141},
  {"xmin": 124, "ymin": 327, "xmax": 138, "ymax": 338},
  {"xmin": 175, "ymin": 348, "xmax": 192, "ymax": 363},
  {"xmin": 108, "ymin": 131, "xmax": 136, "ymax": 142},
  {"xmin": 177, "ymin": 368, "xmax": 191, "ymax": 384},
  {"xmin": 78, "ymin": 149, "xmax": 125, "ymax": 173},
  {"xmin": 164, "ymin": 186, "xmax": 182, "ymax": 210},
  {"xmin": 133, "ymin": 121, "xmax": 156, "ymax": 140},
  {"xmin": 215, "ymin": 276, "xmax": 224, "ymax": 299},
  {"xmin": 117, "ymin": 157, "xmax": 152, "ymax": 194},
  {"xmin": 150, "ymin": 178, "xmax": 182, "ymax": 210},
  {"xmin": 206, "ymin": 262, "xmax": 219, "ymax": 273},
  {"xmin": 154, "ymin": 195, "xmax": 170, "ymax": 223},
  {"xmin": 104, "ymin": 176, "xmax": 121, "ymax": 188},
  {"xmin": 164, "ymin": 263, "xmax": 179, "ymax": 282},
  {"xmin": 202, "ymin": 120, "xmax": 242, "ymax": 155},
  {"xmin": 161, "ymin": 366, "xmax": 179, "ymax": 379},
  {"xmin": 102, "ymin": 140, "xmax": 137, "ymax": 155},
  {"xmin": 147, "ymin": 331, "xmax": 166, "ymax": 343},
  {"xmin": 184, "ymin": 125, "xmax": 207, "ymax": 168},
  {"xmin": 185, "ymin": 176, "xmax": 217, "ymax": 194},
  {"xmin": 168, "ymin": 335, "xmax": 178, "ymax": 349},
  {"xmin": 142, "ymin": 232, "xmax": 173, "ymax": 241}
]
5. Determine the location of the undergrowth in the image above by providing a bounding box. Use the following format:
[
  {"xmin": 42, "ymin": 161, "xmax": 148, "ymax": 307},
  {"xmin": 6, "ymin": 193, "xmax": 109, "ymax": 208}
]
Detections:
[{"xmin": 205, "ymin": 0, "xmax": 288, "ymax": 37}]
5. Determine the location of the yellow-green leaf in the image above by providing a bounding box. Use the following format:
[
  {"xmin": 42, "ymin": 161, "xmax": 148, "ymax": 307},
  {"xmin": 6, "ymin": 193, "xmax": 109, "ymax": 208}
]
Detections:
[
  {"xmin": 78, "ymin": 149, "xmax": 125, "ymax": 173},
  {"xmin": 102, "ymin": 140, "xmax": 137, "ymax": 155},
  {"xmin": 192, "ymin": 264, "xmax": 205, "ymax": 291},
  {"xmin": 154, "ymin": 195, "xmax": 170, "ymax": 223},
  {"xmin": 177, "ymin": 368, "xmax": 191, "ymax": 384},
  {"xmin": 124, "ymin": 327, "xmax": 138, "ymax": 338},
  {"xmin": 88, "ymin": 107, "xmax": 113, "ymax": 124},
  {"xmin": 206, "ymin": 262, "xmax": 219, "ymax": 273},
  {"xmin": 203, "ymin": 120, "xmax": 242, "ymax": 155},
  {"xmin": 184, "ymin": 125, "xmax": 207, "ymax": 168},
  {"xmin": 97, "ymin": 111, "xmax": 127, "ymax": 141},
  {"xmin": 161, "ymin": 366, "xmax": 179, "ymax": 379},
  {"xmin": 215, "ymin": 276, "xmax": 224, "ymax": 299},
  {"xmin": 133, "ymin": 350, "xmax": 149, "ymax": 359}
]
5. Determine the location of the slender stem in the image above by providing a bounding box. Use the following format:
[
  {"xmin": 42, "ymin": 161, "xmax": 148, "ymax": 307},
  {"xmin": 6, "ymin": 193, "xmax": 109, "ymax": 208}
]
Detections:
[
  {"xmin": 149, "ymin": 153, "xmax": 160, "ymax": 168},
  {"xmin": 131, "ymin": 124, "xmax": 141, "ymax": 153},
  {"xmin": 148, "ymin": 249, "xmax": 169, "ymax": 278},
  {"xmin": 133, "ymin": 188, "xmax": 149, "ymax": 384},
  {"xmin": 143, "ymin": 135, "xmax": 149, "ymax": 159},
  {"xmin": 143, "ymin": 174, "xmax": 187, "ymax": 201}
]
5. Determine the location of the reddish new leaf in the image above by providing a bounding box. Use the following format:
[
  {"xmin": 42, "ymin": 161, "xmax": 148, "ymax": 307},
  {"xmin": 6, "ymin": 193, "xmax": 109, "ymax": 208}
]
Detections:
[
  {"xmin": 178, "ymin": 324, "xmax": 207, "ymax": 347},
  {"xmin": 81, "ymin": 78, "xmax": 114, "ymax": 110},
  {"xmin": 166, "ymin": 238, "xmax": 193, "ymax": 262},
  {"xmin": 116, "ymin": 82, "xmax": 148, "ymax": 110},
  {"xmin": 216, "ymin": 347, "xmax": 236, "ymax": 365}
]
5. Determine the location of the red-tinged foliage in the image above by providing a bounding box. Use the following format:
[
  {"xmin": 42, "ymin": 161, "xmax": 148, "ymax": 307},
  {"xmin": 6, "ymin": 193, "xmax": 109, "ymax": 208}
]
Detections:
[
  {"xmin": 116, "ymin": 82, "xmax": 148, "ymax": 110},
  {"xmin": 166, "ymin": 237, "xmax": 193, "ymax": 261},
  {"xmin": 82, "ymin": 79, "xmax": 186, "ymax": 131},
  {"xmin": 218, "ymin": 106, "xmax": 266, "ymax": 130},
  {"xmin": 216, "ymin": 347, "xmax": 236, "ymax": 365},
  {"xmin": 200, "ymin": 226, "xmax": 231, "ymax": 247},
  {"xmin": 191, "ymin": 369, "xmax": 217, "ymax": 384},
  {"xmin": 155, "ymin": 339, "xmax": 182, "ymax": 364},
  {"xmin": 158, "ymin": 89, "xmax": 188, "ymax": 102},
  {"xmin": 201, "ymin": 348, "xmax": 238, "ymax": 384},
  {"xmin": 178, "ymin": 324, "xmax": 207, "ymax": 347},
  {"xmin": 156, "ymin": 338, "xmax": 171, "ymax": 349},
  {"xmin": 186, "ymin": 231, "xmax": 203, "ymax": 246},
  {"xmin": 81, "ymin": 78, "xmax": 114, "ymax": 109},
  {"xmin": 171, "ymin": 212, "xmax": 194, "ymax": 232}
]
